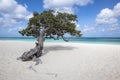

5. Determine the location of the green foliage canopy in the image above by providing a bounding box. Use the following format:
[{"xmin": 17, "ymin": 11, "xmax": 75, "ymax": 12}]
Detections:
[{"xmin": 19, "ymin": 10, "xmax": 82, "ymax": 41}]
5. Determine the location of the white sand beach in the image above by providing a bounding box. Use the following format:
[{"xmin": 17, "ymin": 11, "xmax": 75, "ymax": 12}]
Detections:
[{"xmin": 0, "ymin": 41, "xmax": 120, "ymax": 80}]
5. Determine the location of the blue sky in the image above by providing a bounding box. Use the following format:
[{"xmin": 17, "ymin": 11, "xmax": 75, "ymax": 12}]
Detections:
[{"xmin": 0, "ymin": 0, "xmax": 120, "ymax": 37}]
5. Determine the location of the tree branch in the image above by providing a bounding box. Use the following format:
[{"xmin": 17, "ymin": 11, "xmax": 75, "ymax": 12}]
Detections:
[{"xmin": 61, "ymin": 35, "xmax": 68, "ymax": 42}]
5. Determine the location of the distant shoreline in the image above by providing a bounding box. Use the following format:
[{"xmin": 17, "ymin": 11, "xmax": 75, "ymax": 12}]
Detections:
[{"xmin": 0, "ymin": 37, "xmax": 120, "ymax": 45}]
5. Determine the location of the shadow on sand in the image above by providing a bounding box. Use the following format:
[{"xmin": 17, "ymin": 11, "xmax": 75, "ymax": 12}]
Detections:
[{"xmin": 42, "ymin": 45, "xmax": 76, "ymax": 56}]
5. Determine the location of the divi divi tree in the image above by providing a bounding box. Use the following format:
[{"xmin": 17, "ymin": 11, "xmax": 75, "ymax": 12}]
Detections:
[{"xmin": 19, "ymin": 10, "xmax": 82, "ymax": 61}]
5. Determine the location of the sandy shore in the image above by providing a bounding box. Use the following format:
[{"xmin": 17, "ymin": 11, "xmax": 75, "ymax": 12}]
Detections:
[{"xmin": 0, "ymin": 41, "xmax": 120, "ymax": 80}]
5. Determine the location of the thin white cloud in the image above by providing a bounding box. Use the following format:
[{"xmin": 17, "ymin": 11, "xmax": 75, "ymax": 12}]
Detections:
[
  {"xmin": 8, "ymin": 26, "xmax": 23, "ymax": 32},
  {"xmin": 108, "ymin": 23, "xmax": 120, "ymax": 31},
  {"xmin": 100, "ymin": 23, "xmax": 120, "ymax": 32},
  {"xmin": 101, "ymin": 29, "xmax": 105, "ymax": 32},
  {"xmin": 96, "ymin": 2, "xmax": 120, "ymax": 25},
  {"xmin": 0, "ymin": 0, "xmax": 32, "ymax": 27},
  {"xmin": 81, "ymin": 25, "xmax": 96, "ymax": 33},
  {"xmin": 43, "ymin": 0, "xmax": 94, "ymax": 13}
]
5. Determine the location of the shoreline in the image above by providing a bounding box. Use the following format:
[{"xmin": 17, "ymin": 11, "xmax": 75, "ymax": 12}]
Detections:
[
  {"xmin": 0, "ymin": 37, "xmax": 120, "ymax": 45},
  {"xmin": 0, "ymin": 40, "xmax": 120, "ymax": 46}
]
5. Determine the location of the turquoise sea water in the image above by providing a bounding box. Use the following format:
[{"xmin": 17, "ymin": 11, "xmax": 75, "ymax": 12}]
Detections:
[{"xmin": 0, "ymin": 37, "xmax": 120, "ymax": 45}]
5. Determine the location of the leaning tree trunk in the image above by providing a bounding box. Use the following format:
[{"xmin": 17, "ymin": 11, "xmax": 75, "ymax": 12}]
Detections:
[
  {"xmin": 20, "ymin": 33, "xmax": 44, "ymax": 61},
  {"xmin": 36, "ymin": 33, "xmax": 44, "ymax": 58}
]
